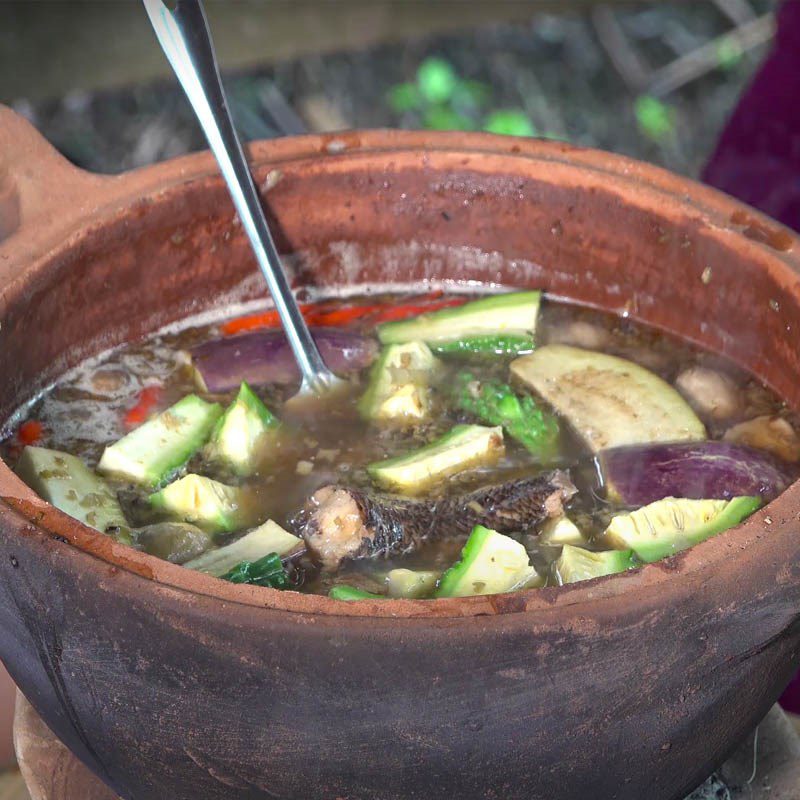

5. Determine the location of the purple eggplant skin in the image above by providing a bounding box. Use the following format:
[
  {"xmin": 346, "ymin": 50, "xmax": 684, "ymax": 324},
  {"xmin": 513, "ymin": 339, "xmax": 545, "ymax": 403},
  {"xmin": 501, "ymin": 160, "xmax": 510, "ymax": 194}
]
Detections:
[
  {"xmin": 191, "ymin": 328, "xmax": 379, "ymax": 393},
  {"xmin": 598, "ymin": 441, "xmax": 795, "ymax": 506}
]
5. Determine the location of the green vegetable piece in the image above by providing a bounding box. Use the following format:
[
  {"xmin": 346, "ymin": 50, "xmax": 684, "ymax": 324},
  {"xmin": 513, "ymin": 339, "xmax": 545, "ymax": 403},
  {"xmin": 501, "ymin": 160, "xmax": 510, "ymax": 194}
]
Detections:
[
  {"xmin": 367, "ymin": 424, "xmax": 504, "ymax": 494},
  {"xmin": 136, "ymin": 522, "xmax": 212, "ymax": 564},
  {"xmin": 430, "ymin": 333, "xmax": 535, "ymax": 358},
  {"xmin": 554, "ymin": 545, "xmax": 636, "ymax": 585},
  {"xmin": 436, "ymin": 525, "xmax": 533, "ymax": 598},
  {"xmin": 358, "ymin": 341, "xmax": 441, "ymax": 424},
  {"xmin": 385, "ymin": 569, "xmax": 439, "ymax": 599},
  {"xmin": 378, "ymin": 291, "xmax": 540, "ymax": 346},
  {"xmin": 453, "ymin": 372, "xmax": 558, "ymax": 456},
  {"xmin": 184, "ymin": 519, "xmax": 301, "ymax": 576},
  {"xmin": 148, "ymin": 474, "xmax": 251, "ymax": 534},
  {"xmin": 511, "ymin": 568, "xmax": 546, "ymax": 591},
  {"xmin": 483, "ymin": 110, "xmax": 537, "ymax": 137},
  {"xmin": 539, "ymin": 516, "xmax": 586, "ymax": 547},
  {"xmin": 15, "ymin": 446, "xmax": 131, "ymax": 544},
  {"xmin": 603, "ymin": 496, "xmax": 761, "ymax": 563},
  {"xmin": 329, "ymin": 585, "xmax": 384, "ymax": 601},
  {"xmin": 205, "ymin": 382, "xmax": 279, "ymax": 476},
  {"xmin": 98, "ymin": 394, "xmax": 222, "ymax": 487},
  {"xmin": 511, "ymin": 345, "xmax": 706, "ymax": 454},
  {"xmin": 416, "ymin": 57, "xmax": 458, "ymax": 104},
  {"xmin": 222, "ymin": 552, "xmax": 290, "ymax": 589}
]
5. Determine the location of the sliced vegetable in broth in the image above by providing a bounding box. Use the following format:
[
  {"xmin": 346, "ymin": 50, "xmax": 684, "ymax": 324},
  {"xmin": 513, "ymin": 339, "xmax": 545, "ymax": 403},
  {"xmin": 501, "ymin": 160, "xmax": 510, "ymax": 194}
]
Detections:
[{"xmin": 1, "ymin": 290, "xmax": 795, "ymax": 601}]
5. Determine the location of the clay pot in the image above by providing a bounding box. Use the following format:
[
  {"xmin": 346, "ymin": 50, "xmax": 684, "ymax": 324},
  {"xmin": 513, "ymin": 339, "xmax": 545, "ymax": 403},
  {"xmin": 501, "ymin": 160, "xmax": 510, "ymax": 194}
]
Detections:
[{"xmin": 1, "ymin": 105, "xmax": 800, "ymax": 800}]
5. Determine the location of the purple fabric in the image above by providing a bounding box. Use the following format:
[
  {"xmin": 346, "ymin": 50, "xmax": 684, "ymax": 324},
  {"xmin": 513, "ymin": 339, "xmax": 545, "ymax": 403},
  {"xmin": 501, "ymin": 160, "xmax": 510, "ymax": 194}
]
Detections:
[
  {"xmin": 703, "ymin": 1, "xmax": 800, "ymax": 713},
  {"xmin": 782, "ymin": 675, "xmax": 800, "ymax": 715},
  {"xmin": 702, "ymin": 0, "xmax": 800, "ymax": 232}
]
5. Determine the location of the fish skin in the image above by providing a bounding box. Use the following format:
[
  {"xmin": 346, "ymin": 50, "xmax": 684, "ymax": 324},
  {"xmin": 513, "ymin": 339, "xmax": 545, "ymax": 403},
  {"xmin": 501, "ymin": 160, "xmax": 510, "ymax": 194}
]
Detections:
[{"xmin": 295, "ymin": 471, "xmax": 576, "ymax": 570}]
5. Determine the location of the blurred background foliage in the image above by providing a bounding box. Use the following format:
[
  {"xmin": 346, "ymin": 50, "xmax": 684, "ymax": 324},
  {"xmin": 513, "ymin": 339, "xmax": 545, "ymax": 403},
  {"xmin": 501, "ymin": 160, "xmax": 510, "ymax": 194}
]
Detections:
[{"xmin": 1, "ymin": 1, "xmax": 776, "ymax": 179}]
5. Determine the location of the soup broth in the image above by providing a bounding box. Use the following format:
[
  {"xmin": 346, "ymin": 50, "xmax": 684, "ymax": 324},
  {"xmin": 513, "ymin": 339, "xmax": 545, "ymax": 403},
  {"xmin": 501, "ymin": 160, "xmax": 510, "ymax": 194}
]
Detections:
[{"xmin": 2, "ymin": 290, "xmax": 797, "ymax": 600}]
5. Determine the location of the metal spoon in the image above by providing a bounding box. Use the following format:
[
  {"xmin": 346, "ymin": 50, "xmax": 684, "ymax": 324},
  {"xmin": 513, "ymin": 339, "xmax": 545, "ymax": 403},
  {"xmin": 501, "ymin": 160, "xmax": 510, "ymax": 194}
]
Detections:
[{"xmin": 143, "ymin": 0, "xmax": 346, "ymax": 399}]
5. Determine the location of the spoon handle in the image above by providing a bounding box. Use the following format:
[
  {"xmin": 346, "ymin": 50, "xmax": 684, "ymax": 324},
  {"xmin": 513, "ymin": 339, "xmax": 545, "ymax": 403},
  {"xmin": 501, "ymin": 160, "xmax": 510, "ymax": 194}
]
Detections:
[{"xmin": 143, "ymin": 0, "xmax": 338, "ymax": 394}]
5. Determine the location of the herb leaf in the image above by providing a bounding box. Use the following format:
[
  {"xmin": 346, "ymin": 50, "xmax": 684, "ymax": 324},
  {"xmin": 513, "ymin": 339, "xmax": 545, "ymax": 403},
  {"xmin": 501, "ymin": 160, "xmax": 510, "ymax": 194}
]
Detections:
[{"xmin": 222, "ymin": 552, "xmax": 290, "ymax": 589}]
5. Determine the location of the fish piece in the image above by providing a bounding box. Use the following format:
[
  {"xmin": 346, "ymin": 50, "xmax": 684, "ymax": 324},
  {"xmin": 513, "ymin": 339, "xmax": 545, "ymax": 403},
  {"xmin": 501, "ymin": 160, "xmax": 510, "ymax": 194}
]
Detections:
[{"xmin": 295, "ymin": 471, "xmax": 576, "ymax": 571}]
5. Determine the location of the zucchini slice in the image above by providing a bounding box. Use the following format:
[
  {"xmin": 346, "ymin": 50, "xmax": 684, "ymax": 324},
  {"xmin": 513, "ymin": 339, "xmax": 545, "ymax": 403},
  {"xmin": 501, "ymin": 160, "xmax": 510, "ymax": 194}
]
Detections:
[
  {"xmin": 357, "ymin": 341, "xmax": 441, "ymax": 424},
  {"xmin": 435, "ymin": 525, "xmax": 533, "ymax": 598},
  {"xmin": 511, "ymin": 345, "xmax": 706, "ymax": 453},
  {"xmin": 367, "ymin": 424, "xmax": 504, "ymax": 494},
  {"xmin": 539, "ymin": 516, "xmax": 586, "ymax": 547},
  {"xmin": 329, "ymin": 585, "xmax": 384, "ymax": 601},
  {"xmin": 378, "ymin": 291, "xmax": 540, "ymax": 345},
  {"xmin": 554, "ymin": 545, "xmax": 636, "ymax": 585},
  {"xmin": 430, "ymin": 333, "xmax": 535, "ymax": 358},
  {"xmin": 385, "ymin": 568, "xmax": 439, "ymax": 599},
  {"xmin": 135, "ymin": 522, "xmax": 212, "ymax": 564},
  {"xmin": 148, "ymin": 474, "xmax": 252, "ymax": 534},
  {"xmin": 15, "ymin": 446, "xmax": 130, "ymax": 542},
  {"xmin": 98, "ymin": 394, "xmax": 222, "ymax": 487},
  {"xmin": 184, "ymin": 519, "xmax": 302, "ymax": 576},
  {"xmin": 204, "ymin": 382, "xmax": 280, "ymax": 476},
  {"xmin": 603, "ymin": 496, "xmax": 761, "ymax": 563}
]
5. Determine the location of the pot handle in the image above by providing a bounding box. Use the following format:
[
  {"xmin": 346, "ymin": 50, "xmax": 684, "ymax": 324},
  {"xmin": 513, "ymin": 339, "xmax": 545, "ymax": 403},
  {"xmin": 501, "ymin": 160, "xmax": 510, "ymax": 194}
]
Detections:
[{"xmin": 0, "ymin": 104, "xmax": 104, "ymax": 243}]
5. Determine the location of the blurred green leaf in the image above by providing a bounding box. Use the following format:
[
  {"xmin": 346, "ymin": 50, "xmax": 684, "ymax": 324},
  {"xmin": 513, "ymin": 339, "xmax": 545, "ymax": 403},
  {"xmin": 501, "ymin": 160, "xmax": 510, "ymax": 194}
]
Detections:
[
  {"xmin": 483, "ymin": 110, "xmax": 537, "ymax": 137},
  {"xmin": 387, "ymin": 82, "xmax": 422, "ymax": 114},
  {"xmin": 417, "ymin": 57, "xmax": 458, "ymax": 104},
  {"xmin": 423, "ymin": 105, "xmax": 475, "ymax": 131},
  {"xmin": 716, "ymin": 38, "xmax": 743, "ymax": 70},
  {"xmin": 452, "ymin": 80, "xmax": 491, "ymax": 110},
  {"xmin": 634, "ymin": 95, "xmax": 675, "ymax": 141}
]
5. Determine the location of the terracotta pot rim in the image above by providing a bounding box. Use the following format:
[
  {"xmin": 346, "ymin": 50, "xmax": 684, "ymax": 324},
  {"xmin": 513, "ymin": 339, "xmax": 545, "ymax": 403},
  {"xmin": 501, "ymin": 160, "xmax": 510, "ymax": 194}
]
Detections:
[{"xmin": 0, "ymin": 124, "xmax": 797, "ymax": 620}]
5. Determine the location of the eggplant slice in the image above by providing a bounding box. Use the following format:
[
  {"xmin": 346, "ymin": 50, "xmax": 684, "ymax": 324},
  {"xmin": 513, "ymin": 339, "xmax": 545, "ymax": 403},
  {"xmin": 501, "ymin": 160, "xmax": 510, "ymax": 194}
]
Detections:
[
  {"xmin": 294, "ymin": 471, "xmax": 576, "ymax": 571},
  {"xmin": 598, "ymin": 440, "xmax": 794, "ymax": 506},
  {"xmin": 192, "ymin": 328, "xmax": 378, "ymax": 392}
]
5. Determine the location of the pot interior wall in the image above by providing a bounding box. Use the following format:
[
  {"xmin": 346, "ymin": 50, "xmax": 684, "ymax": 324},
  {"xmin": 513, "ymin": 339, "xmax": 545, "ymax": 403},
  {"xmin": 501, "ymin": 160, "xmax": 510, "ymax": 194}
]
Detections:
[{"xmin": 1, "ymin": 147, "xmax": 799, "ymax": 424}]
